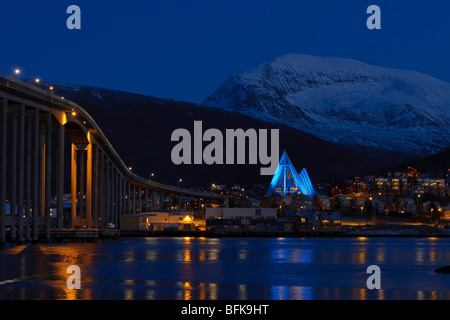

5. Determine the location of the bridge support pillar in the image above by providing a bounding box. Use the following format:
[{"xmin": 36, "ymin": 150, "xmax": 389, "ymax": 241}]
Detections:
[
  {"xmin": 93, "ymin": 144, "xmax": 99, "ymax": 228},
  {"xmin": 0, "ymin": 98, "xmax": 7, "ymax": 245},
  {"xmin": 78, "ymin": 149, "xmax": 85, "ymax": 224},
  {"xmin": 131, "ymin": 185, "xmax": 135, "ymax": 214},
  {"xmin": 32, "ymin": 109, "xmax": 39, "ymax": 242},
  {"xmin": 198, "ymin": 198, "xmax": 202, "ymax": 214},
  {"xmin": 144, "ymin": 188, "xmax": 148, "ymax": 212},
  {"xmin": 17, "ymin": 104, "xmax": 25, "ymax": 244},
  {"xmin": 10, "ymin": 112, "xmax": 18, "ymax": 241},
  {"xmin": 138, "ymin": 187, "xmax": 142, "ymax": 213},
  {"xmin": 121, "ymin": 179, "xmax": 126, "ymax": 216},
  {"xmin": 152, "ymin": 191, "xmax": 156, "ymax": 210},
  {"xmin": 25, "ymin": 115, "xmax": 32, "ymax": 239},
  {"xmin": 114, "ymin": 169, "xmax": 118, "ymax": 225},
  {"xmin": 127, "ymin": 183, "xmax": 131, "ymax": 214},
  {"xmin": 57, "ymin": 123, "xmax": 65, "ymax": 229},
  {"xmin": 98, "ymin": 150, "xmax": 104, "ymax": 228},
  {"xmin": 86, "ymin": 140, "xmax": 93, "ymax": 228},
  {"xmin": 44, "ymin": 111, "xmax": 52, "ymax": 242},
  {"xmin": 71, "ymin": 143, "xmax": 77, "ymax": 229},
  {"xmin": 105, "ymin": 159, "xmax": 110, "ymax": 226}
]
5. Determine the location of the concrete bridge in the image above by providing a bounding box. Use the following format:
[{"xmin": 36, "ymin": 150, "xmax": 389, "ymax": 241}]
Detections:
[{"xmin": 0, "ymin": 73, "xmax": 225, "ymax": 244}]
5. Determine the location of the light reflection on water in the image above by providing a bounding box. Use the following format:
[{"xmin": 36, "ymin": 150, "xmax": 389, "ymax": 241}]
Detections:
[{"xmin": 0, "ymin": 237, "xmax": 450, "ymax": 300}]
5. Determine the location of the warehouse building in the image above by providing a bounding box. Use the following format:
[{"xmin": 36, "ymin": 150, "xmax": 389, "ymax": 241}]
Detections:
[{"xmin": 119, "ymin": 211, "xmax": 195, "ymax": 231}]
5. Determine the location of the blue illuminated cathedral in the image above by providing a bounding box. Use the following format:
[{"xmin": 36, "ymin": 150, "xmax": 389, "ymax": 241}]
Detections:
[{"xmin": 267, "ymin": 151, "xmax": 315, "ymax": 197}]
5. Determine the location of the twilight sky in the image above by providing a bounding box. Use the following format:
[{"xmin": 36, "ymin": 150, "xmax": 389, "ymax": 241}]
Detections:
[{"xmin": 1, "ymin": 0, "xmax": 449, "ymax": 103}]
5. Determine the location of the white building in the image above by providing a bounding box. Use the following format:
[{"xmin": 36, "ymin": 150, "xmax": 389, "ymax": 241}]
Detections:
[{"xmin": 120, "ymin": 211, "xmax": 195, "ymax": 231}]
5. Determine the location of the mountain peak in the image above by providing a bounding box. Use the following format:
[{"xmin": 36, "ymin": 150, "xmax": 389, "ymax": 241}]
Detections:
[{"xmin": 204, "ymin": 53, "xmax": 450, "ymax": 156}]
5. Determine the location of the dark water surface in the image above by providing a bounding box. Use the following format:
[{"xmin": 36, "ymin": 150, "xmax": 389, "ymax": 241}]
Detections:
[{"xmin": 1, "ymin": 237, "xmax": 449, "ymax": 300}]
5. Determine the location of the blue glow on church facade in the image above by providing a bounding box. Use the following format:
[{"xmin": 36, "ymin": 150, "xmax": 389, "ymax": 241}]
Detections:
[{"xmin": 267, "ymin": 151, "xmax": 315, "ymax": 197}]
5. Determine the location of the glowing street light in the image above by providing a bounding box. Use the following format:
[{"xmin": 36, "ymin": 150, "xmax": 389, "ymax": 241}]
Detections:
[
  {"xmin": 35, "ymin": 78, "xmax": 40, "ymax": 83},
  {"xmin": 14, "ymin": 68, "xmax": 21, "ymax": 75},
  {"xmin": 178, "ymin": 178, "xmax": 182, "ymax": 187}
]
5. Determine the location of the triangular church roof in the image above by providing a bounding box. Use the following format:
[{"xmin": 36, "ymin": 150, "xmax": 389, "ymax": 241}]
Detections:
[{"xmin": 267, "ymin": 150, "xmax": 314, "ymax": 197}]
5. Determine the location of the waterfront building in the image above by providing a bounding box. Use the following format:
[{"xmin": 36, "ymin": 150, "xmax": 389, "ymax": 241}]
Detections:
[
  {"xmin": 119, "ymin": 211, "xmax": 195, "ymax": 231},
  {"xmin": 297, "ymin": 210, "xmax": 341, "ymax": 230}
]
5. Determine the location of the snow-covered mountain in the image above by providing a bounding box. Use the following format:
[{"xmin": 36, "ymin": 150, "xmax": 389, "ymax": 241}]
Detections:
[
  {"xmin": 203, "ymin": 54, "xmax": 450, "ymax": 156},
  {"xmin": 26, "ymin": 80, "xmax": 383, "ymax": 184}
]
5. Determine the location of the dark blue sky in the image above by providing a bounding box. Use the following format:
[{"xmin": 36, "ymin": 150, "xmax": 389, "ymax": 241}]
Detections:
[{"xmin": 1, "ymin": 0, "xmax": 449, "ymax": 103}]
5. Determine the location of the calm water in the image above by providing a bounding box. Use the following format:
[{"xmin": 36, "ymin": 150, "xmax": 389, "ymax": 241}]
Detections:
[{"xmin": 0, "ymin": 237, "xmax": 449, "ymax": 300}]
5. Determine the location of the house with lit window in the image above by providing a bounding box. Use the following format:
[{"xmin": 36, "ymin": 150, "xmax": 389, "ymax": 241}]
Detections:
[{"xmin": 297, "ymin": 210, "xmax": 341, "ymax": 230}]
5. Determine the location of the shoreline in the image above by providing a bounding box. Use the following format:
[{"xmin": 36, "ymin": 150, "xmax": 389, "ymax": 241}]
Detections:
[
  {"xmin": 120, "ymin": 224, "xmax": 450, "ymax": 238},
  {"xmin": 1, "ymin": 223, "xmax": 449, "ymax": 245}
]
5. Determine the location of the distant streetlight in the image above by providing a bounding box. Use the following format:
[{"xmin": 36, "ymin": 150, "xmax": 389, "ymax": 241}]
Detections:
[
  {"xmin": 150, "ymin": 173, "xmax": 154, "ymax": 180},
  {"xmin": 128, "ymin": 166, "xmax": 132, "ymax": 171},
  {"xmin": 360, "ymin": 206, "xmax": 364, "ymax": 223},
  {"xmin": 14, "ymin": 68, "xmax": 21, "ymax": 75},
  {"xmin": 178, "ymin": 178, "xmax": 182, "ymax": 187},
  {"xmin": 49, "ymin": 86, "xmax": 54, "ymax": 91},
  {"xmin": 35, "ymin": 78, "xmax": 40, "ymax": 83}
]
